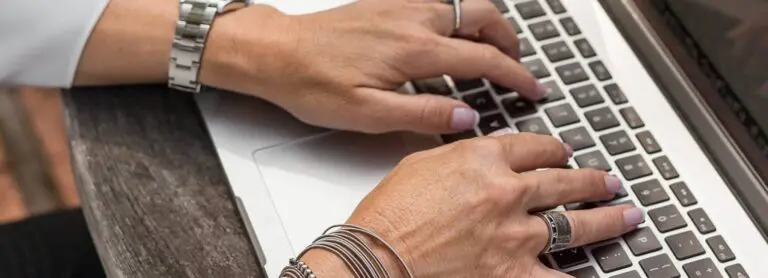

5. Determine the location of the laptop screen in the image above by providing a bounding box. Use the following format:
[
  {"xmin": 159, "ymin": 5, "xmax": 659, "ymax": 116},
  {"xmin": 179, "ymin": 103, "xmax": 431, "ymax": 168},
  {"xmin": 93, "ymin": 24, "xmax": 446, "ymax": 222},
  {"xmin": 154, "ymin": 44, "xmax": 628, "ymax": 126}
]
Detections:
[{"xmin": 653, "ymin": 0, "xmax": 768, "ymax": 155}]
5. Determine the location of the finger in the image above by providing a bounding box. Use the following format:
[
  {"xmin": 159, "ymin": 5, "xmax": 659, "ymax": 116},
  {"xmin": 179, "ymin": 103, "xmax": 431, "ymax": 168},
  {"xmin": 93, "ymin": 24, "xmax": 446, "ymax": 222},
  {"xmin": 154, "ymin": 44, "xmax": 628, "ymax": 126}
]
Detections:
[
  {"xmin": 520, "ymin": 169, "xmax": 622, "ymax": 210},
  {"xmin": 430, "ymin": 38, "xmax": 544, "ymax": 100},
  {"xmin": 452, "ymin": 0, "xmax": 520, "ymax": 59},
  {"xmin": 530, "ymin": 205, "xmax": 645, "ymax": 252},
  {"xmin": 494, "ymin": 133, "xmax": 572, "ymax": 171},
  {"xmin": 355, "ymin": 88, "xmax": 479, "ymax": 134},
  {"xmin": 531, "ymin": 265, "xmax": 574, "ymax": 278}
]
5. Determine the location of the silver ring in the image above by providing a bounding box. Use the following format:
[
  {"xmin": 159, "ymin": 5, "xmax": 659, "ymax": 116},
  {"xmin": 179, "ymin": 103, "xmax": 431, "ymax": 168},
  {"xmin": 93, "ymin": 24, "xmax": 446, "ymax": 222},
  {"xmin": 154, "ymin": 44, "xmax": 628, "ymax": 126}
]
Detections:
[
  {"xmin": 440, "ymin": 0, "xmax": 462, "ymax": 34},
  {"xmin": 535, "ymin": 211, "xmax": 572, "ymax": 254}
]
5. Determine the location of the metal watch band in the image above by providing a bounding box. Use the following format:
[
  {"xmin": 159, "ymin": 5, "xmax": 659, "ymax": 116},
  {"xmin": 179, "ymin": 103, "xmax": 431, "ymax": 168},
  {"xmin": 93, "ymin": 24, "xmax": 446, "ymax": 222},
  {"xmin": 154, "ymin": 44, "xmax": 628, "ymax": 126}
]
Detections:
[{"xmin": 168, "ymin": 0, "xmax": 219, "ymax": 93}]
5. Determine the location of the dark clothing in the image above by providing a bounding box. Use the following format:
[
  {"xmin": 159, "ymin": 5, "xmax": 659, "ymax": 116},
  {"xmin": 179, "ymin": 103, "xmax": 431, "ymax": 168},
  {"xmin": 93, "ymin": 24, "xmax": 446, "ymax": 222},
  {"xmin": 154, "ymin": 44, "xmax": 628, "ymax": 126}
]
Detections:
[{"xmin": 0, "ymin": 209, "xmax": 106, "ymax": 278}]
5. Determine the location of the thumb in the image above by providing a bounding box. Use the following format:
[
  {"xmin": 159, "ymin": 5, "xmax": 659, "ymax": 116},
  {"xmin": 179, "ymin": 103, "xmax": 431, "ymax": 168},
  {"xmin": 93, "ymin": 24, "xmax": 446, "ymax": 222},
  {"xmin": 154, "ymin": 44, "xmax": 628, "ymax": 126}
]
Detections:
[{"xmin": 358, "ymin": 88, "xmax": 479, "ymax": 134}]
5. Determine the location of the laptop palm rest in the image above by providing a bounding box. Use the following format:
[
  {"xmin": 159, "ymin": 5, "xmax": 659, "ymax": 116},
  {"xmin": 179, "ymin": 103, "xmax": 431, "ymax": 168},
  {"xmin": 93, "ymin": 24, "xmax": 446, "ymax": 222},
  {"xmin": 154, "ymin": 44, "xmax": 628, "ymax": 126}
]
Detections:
[{"xmin": 252, "ymin": 130, "xmax": 438, "ymax": 253}]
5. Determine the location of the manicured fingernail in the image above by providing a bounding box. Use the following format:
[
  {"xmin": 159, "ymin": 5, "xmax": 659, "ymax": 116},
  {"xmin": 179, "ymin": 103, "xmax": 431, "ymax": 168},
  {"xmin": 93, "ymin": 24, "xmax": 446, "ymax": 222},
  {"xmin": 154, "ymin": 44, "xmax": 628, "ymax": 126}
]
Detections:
[
  {"xmin": 605, "ymin": 175, "xmax": 622, "ymax": 194},
  {"xmin": 489, "ymin": 127, "xmax": 514, "ymax": 137},
  {"xmin": 535, "ymin": 82, "xmax": 548, "ymax": 100},
  {"xmin": 450, "ymin": 108, "xmax": 479, "ymax": 130},
  {"xmin": 563, "ymin": 143, "xmax": 573, "ymax": 157},
  {"xmin": 623, "ymin": 207, "xmax": 645, "ymax": 227}
]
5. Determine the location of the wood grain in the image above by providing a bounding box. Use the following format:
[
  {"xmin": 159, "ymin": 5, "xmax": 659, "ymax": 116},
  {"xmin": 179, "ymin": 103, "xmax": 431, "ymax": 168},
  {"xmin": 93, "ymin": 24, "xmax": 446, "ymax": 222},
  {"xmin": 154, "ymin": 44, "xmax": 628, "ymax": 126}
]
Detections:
[{"xmin": 62, "ymin": 85, "xmax": 264, "ymax": 278}]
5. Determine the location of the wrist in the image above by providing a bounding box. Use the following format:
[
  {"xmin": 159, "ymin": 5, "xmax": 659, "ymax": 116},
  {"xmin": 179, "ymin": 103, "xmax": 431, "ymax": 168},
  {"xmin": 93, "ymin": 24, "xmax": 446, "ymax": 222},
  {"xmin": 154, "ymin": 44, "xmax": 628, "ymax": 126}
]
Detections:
[
  {"xmin": 199, "ymin": 5, "xmax": 298, "ymax": 96},
  {"xmin": 298, "ymin": 231, "xmax": 407, "ymax": 278}
]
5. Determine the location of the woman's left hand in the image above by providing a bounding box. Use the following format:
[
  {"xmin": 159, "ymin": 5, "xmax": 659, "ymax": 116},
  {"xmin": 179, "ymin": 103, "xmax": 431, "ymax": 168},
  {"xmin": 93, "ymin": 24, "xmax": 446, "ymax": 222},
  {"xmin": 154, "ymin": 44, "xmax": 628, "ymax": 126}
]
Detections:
[{"xmin": 200, "ymin": 0, "xmax": 544, "ymax": 134}]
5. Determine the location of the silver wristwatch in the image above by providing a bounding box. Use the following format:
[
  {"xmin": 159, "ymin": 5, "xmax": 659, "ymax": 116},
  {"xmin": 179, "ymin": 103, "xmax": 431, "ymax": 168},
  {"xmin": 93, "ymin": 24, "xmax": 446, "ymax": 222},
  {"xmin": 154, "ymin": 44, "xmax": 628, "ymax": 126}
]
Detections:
[{"xmin": 168, "ymin": 0, "xmax": 248, "ymax": 93}]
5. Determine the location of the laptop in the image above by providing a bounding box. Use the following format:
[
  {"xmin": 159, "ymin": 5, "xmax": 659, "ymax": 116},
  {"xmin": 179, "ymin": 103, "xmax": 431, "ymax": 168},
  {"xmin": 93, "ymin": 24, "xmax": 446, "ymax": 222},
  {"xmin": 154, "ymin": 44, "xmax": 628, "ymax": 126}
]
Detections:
[{"xmin": 195, "ymin": 0, "xmax": 768, "ymax": 277}]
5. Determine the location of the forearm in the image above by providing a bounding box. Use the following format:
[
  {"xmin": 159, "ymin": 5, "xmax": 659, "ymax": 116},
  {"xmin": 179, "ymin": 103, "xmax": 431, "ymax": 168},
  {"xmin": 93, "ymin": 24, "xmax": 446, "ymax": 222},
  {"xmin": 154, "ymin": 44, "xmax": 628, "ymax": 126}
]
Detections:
[
  {"xmin": 73, "ymin": 0, "xmax": 289, "ymax": 89},
  {"xmin": 74, "ymin": 0, "xmax": 176, "ymax": 85}
]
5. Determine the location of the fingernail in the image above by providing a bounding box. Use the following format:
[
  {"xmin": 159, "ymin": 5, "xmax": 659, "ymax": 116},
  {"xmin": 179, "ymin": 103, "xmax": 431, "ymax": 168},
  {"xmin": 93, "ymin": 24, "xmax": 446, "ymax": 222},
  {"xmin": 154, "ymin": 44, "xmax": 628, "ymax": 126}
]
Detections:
[
  {"xmin": 535, "ymin": 82, "xmax": 548, "ymax": 100},
  {"xmin": 604, "ymin": 175, "xmax": 622, "ymax": 194},
  {"xmin": 563, "ymin": 143, "xmax": 574, "ymax": 157},
  {"xmin": 489, "ymin": 127, "xmax": 514, "ymax": 137},
  {"xmin": 450, "ymin": 108, "xmax": 479, "ymax": 130},
  {"xmin": 623, "ymin": 207, "xmax": 645, "ymax": 227}
]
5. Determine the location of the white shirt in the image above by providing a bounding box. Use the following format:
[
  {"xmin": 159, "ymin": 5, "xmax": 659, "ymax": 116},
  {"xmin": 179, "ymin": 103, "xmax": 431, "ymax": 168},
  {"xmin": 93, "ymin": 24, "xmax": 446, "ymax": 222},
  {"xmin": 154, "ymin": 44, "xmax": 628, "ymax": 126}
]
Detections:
[{"xmin": 0, "ymin": 0, "xmax": 110, "ymax": 88}]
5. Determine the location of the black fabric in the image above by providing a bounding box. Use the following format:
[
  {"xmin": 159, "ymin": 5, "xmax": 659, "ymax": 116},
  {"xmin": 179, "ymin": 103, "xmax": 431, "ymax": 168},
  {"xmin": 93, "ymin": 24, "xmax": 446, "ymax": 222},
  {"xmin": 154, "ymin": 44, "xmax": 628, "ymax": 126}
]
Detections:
[{"xmin": 0, "ymin": 209, "xmax": 106, "ymax": 278}]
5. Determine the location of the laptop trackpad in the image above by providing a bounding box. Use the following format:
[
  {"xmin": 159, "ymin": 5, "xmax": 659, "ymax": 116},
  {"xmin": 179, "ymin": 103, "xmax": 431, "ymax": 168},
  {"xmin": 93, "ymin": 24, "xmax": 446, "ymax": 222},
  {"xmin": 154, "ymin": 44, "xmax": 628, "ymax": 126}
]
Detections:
[{"xmin": 252, "ymin": 131, "xmax": 437, "ymax": 253}]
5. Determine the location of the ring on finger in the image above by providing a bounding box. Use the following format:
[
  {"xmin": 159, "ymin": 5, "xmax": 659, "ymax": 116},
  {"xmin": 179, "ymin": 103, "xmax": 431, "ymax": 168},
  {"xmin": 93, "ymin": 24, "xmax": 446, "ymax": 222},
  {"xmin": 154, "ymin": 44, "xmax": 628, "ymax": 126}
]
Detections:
[
  {"xmin": 535, "ymin": 211, "xmax": 572, "ymax": 254},
  {"xmin": 439, "ymin": 0, "xmax": 463, "ymax": 34}
]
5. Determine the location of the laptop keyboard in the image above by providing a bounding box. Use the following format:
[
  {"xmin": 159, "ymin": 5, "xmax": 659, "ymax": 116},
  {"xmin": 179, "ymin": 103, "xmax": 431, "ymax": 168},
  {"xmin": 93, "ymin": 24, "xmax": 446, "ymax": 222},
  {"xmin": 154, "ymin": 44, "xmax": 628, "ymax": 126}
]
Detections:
[{"xmin": 411, "ymin": 0, "xmax": 750, "ymax": 277}]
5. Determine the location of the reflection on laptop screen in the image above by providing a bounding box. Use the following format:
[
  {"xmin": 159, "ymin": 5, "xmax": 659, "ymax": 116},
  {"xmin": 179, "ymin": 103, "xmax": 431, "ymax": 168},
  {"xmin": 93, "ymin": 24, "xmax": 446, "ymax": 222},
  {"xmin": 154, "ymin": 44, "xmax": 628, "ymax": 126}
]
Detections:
[{"xmin": 652, "ymin": 0, "xmax": 768, "ymax": 156}]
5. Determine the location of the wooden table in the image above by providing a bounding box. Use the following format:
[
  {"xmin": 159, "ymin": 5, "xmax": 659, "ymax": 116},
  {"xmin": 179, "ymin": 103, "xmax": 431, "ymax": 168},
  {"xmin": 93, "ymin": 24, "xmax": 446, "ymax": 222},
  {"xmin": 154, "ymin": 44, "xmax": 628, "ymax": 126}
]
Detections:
[{"xmin": 63, "ymin": 85, "xmax": 264, "ymax": 277}]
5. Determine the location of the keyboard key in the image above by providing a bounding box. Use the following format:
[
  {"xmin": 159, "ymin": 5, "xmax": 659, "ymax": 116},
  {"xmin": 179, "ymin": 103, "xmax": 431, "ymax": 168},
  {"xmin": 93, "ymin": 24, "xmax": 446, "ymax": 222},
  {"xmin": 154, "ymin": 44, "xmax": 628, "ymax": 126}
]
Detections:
[
  {"xmin": 539, "ymin": 255, "xmax": 553, "ymax": 269},
  {"xmin": 707, "ymin": 236, "xmax": 735, "ymax": 263},
  {"xmin": 637, "ymin": 131, "xmax": 662, "ymax": 154},
  {"xmin": 624, "ymin": 227, "xmax": 663, "ymax": 255},
  {"xmin": 688, "ymin": 208, "xmax": 716, "ymax": 234},
  {"xmin": 670, "ymin": 182, "xmax": 697, "ymax": 206},
  {"xmin": 556, "ymin": 62, "xmax": 590, "ymax": 85},
  {"xmin": 565, "ymin": 202, "xmax": 598, "ymax": 211},
  {"xmin": 666, "ymin": 231, "xmax": 705, "ymax": 260},
  {"xmin": 462, "ymin": 91, "xmax": 496, "ymax": 113},
  {"xmin": 441, "ymin": 130, "xmax": 476, "ymax": 143},
  {"xmin": 620, "ymin": 107, "xmax": 645, "ymax": 129},
  {"xmin": 515, "ymin": 1, "xmax": 545, "ymax": 19},
  {"xmin": 589, "ymin": 61, "xmax": 612, "ymax": 81},
  {"xmin": 616, "ymin": 154, "xmax": 653, "ymax": 180},
  {"xmin": 725, "ymin": 264, "xmax": 750, "ymax": 278},
  {"xmin": 516, "ymin": 117, "xmax": 550, "ymax": 135},
  {"xmin": 653, "ymin": 156, "xmax": 679, "ymax": 180},
  {"xmin": 524, "ymin": 59, "xmax": 550, "ymax": 78},
  {"xmin": 528, "ymin": 20, "xmax": 560, "ymax": 41},
  {"xmin": 574, "ymin": 38, "xmax": 596, "ymax": 58},
  {"xmin": 478, "ymin": 113, "xmax": 509, "ymax": 135},
  {"xmin": 640, "ymin": 254, "xmax": 680, "ymax": 278},
  {"xmin": 413, "ymin": 77, "xmax": 452, "ymax": 95},
  {"xmin": 541, "ymin": 41, "xmax": 574, "ymax": 62},
  {"xmin": 492, "ymin": 83, "xmax": 514, "ymax": 96},
  {"xmin": 552, "ymin": 247, "xmax": 589, "ymax": 269},
  {"xmin": 560, "ymin": 127, "xmax": 595, "ymax": 151},
  {"xmin": 649, "ymin": 204, "xmax": 687, "ymax": 232},
  {"xmin": 545, "ymin": 103, "xmax": 579, "ymax": 127},
  {"xmin": 507, "ymin": 16, "xmax": 522, "ymax": 34},
  {"xmin": 632, "ymin": 179, "xmax": 669, "ymax": 206},
  {"xmin": 568, "ymin": 266, "xmax": 600, "ymax": 278},
  {"xmin": 604, "ymin": 84, "xmax": 628, "ymax": 104},
  {"xmin": 575, "ymin": 150, "xmax": 611, "ymax": 171},
  {"xmin": 611, "ymin": 271, "xmax": 642, "ymax": 278},
  {"xmin": 683, "ymin": 258, "xmax": 722, "ymax": 278},
  {"xmin": 454, "ymin": 78, "xmax": 485, "ymax": 92},
  {"xmin": 490, "ymin": 0, "xmax": 510, "ymax": 13},
  {"xmin": 502, "ymin": 96, "xmax": 537, "ymax": 118},
  {"xmin": 539, "ymin": 80, "xmax": 564, "ymax": 103},
  {"xmin": 591, "ymin": 242, "xmax": 632, "ymax": 273},
  {"xmin": 600, "ymin": 130, "xmax": 636, "ymax": 155},
  {"xmin": 560, "ymin": 17, "xmax": 581, "ymax": 36},
  {"xmin": 546, "ymin": 0, "xmax": 567, "ymax": 13},
  {"xmin": 585, "ymin": 107, "xmax": 620, "ymax": 131},
  {"xmin": 570, "ymin": 84, "xmax": 604, "ymax": 108},
  {"xmin": 520, "ymin": 37, "xmax": 536, "ymax": 57}
]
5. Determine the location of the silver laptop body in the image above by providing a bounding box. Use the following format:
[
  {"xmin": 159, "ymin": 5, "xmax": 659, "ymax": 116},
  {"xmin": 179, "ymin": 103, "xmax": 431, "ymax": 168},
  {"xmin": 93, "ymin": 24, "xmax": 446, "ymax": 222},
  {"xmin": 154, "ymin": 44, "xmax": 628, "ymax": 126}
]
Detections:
[{"xmin": 196, "ymin": 0, "xmax": 768, "ymax": 277}]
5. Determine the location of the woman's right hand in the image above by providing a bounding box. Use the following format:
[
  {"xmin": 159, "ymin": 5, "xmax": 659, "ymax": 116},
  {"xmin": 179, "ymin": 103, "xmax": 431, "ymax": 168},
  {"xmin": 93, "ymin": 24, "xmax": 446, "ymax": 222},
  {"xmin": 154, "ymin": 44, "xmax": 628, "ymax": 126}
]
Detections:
[{"xmin": 304, "ymin": 131, "xmax": 644, "ymax": 277}]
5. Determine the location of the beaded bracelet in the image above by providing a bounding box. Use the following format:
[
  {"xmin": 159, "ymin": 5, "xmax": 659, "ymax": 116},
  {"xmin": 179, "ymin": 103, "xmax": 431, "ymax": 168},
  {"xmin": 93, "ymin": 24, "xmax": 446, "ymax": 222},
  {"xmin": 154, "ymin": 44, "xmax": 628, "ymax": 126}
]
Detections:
[{"xmin": 279, "ymin": 224, "xmax": 413, "ymax": 278}]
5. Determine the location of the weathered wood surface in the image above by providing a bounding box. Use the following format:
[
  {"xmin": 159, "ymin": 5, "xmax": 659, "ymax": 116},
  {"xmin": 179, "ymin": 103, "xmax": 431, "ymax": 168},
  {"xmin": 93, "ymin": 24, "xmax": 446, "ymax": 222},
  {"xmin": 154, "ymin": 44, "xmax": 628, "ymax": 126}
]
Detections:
[{"xmin": 62, "ymin": 85, "xmax": 263, "ymax": 278}]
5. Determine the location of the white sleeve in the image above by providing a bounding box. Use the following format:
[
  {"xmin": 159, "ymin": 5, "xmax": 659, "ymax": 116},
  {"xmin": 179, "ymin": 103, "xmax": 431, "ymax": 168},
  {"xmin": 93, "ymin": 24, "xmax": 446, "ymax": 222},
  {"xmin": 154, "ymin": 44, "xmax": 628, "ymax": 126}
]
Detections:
[{"xmin": 0, "ymin": 0, "xmax": 111, "ymax": 88}]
